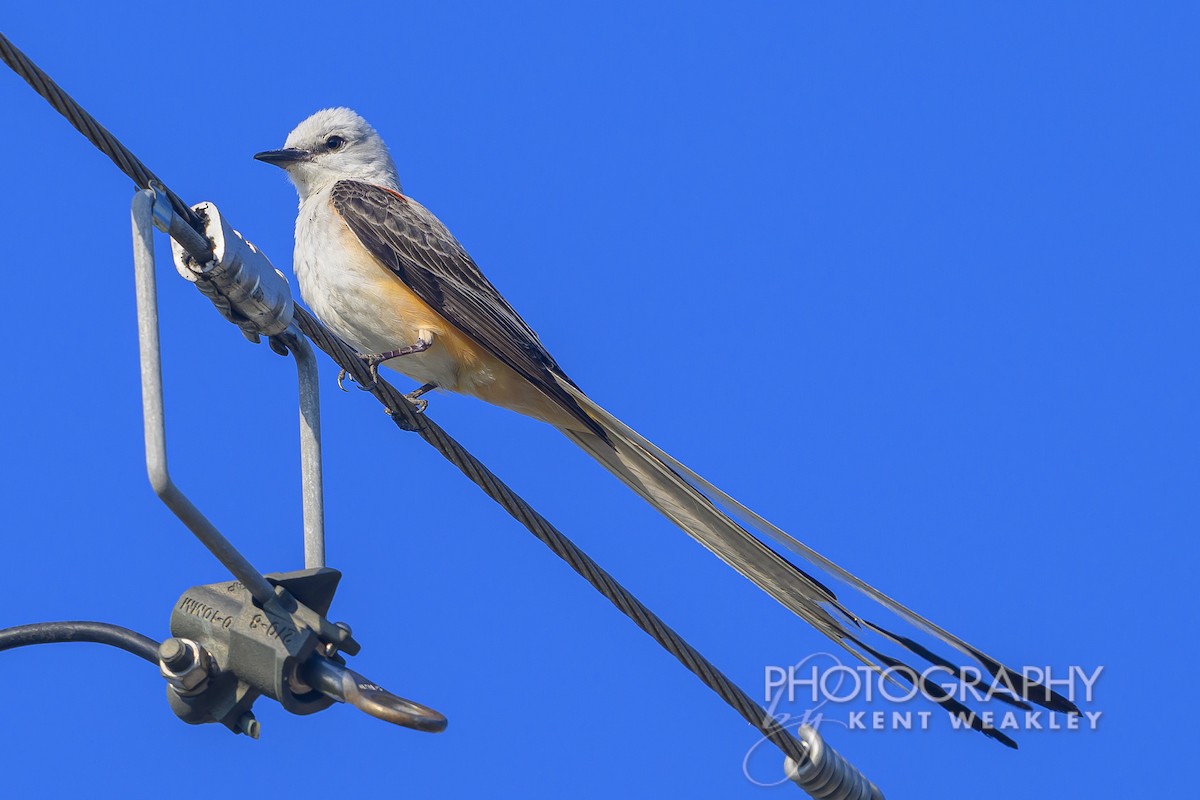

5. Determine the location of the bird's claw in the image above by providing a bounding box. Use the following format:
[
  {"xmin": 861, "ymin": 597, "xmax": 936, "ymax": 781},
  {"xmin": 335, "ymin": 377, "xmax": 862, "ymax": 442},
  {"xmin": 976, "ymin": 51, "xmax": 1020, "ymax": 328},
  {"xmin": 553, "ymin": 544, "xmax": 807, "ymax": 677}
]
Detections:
[
  {"xmin": 405, "ymin": 392, "xmax": 429, "ymax": 414},
  {"xmin": 337, "ymin": 358, "xmax": 380, "ymax": 393},
  {"xmin": 361, "ymin": 360, "xmax": 382, "ymax": 392}
]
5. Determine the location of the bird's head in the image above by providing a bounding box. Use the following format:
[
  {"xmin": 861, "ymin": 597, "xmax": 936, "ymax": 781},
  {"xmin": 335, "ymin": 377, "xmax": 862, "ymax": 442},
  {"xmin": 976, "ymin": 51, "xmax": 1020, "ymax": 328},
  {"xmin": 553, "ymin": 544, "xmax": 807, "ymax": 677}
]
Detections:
[{"xmin": 255, "ymin": 107, "xmax": 401, "ymax": 199}]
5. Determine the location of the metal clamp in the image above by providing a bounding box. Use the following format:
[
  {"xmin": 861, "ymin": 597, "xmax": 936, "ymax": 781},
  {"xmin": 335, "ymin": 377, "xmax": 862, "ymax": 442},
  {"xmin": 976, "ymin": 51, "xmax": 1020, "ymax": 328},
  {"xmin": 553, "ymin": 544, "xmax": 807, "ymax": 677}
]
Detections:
[
  {"xmin": 168, "ymin": 199, "xmax": 294, "ymax": 337},
  {"xmin": 161, "ymin": 568, "xmax": 445, "ymax": 735}
]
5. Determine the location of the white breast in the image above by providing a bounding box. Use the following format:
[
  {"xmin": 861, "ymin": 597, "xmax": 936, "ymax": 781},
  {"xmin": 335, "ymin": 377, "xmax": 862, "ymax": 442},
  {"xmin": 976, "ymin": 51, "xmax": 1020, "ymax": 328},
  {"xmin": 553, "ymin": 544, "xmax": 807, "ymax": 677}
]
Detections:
[{"xmin": 292, "ymin": 190, "xmax": 470, "ymax": 390}]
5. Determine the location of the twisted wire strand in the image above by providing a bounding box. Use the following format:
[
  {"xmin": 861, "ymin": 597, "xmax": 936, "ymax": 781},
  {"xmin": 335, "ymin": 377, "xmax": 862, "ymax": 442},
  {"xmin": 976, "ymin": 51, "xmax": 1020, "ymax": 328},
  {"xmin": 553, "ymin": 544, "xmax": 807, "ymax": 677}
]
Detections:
[{"xmin": 0, "ymin": 32, "xmax": 808, "ymax": 766}]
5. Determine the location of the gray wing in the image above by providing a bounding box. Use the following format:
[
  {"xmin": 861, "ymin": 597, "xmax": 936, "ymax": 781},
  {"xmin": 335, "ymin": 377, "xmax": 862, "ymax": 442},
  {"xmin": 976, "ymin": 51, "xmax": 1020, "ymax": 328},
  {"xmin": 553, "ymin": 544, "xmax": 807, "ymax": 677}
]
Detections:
[{"xmin": 330, "ymin": 180, "xmax": 605, "ymax": 438}]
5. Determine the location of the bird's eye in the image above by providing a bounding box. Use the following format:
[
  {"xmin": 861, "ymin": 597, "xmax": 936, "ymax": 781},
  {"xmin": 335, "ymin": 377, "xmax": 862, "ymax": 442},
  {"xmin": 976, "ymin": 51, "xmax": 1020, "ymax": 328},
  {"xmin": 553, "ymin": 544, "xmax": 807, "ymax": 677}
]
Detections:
[{"xmin": 325, "ymin": 135, "xmax": 346, "ymax": 151}]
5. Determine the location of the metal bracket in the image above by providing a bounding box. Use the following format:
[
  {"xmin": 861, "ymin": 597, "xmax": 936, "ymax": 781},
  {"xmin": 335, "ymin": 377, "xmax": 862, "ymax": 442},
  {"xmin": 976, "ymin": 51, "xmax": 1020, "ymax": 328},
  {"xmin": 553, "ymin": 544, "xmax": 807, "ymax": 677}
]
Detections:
[
  {"xmin": 130, "ymin": 188, "xmax": 446, "ymax": 736},
  {"xmin": 132, "ymin": 188, "xmax": 278, "ymax": 603}
]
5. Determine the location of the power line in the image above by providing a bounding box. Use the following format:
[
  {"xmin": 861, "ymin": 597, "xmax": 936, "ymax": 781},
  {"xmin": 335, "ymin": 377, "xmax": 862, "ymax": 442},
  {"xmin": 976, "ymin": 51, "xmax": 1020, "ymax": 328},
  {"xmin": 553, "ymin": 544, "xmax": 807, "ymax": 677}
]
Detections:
[
  {"xmin": 0, "ymin": 621, "xmax": 160, "ymax": 664},
  {"xmin": 0, "ymin": 33, "xmax": 813, "ymax": 768}
]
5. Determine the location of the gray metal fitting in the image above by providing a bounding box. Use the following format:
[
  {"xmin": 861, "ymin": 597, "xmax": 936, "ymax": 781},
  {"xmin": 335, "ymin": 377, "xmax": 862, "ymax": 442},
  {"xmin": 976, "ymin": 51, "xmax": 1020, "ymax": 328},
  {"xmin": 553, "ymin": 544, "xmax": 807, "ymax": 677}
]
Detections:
[
  {"xmin": 169, "ymin": 201, "xmax": 294, "ymax": 336},
  {"xmin": 161, "ymin": 567, "xmax": 444, "ymax": 736}
]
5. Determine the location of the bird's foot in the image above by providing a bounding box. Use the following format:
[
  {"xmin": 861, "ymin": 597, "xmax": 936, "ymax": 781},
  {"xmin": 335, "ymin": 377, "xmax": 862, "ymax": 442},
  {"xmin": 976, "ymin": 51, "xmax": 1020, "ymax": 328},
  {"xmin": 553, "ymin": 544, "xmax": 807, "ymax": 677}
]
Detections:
[
  {"xmin": 336, "ymin": 335, "xmax": 433, "ymax": 394},
  {"xmin": 404, "ymin": 383, "xmax": 438, "ymax": 414}
]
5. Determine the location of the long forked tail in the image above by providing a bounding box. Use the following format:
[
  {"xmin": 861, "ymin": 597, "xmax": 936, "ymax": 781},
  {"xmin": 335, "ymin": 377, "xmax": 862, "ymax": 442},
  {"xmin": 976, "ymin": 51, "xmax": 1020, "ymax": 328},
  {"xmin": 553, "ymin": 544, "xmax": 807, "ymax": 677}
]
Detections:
[{"xmin": 556, "ymin": 385, "xmax": 1078, "ymax": 748}]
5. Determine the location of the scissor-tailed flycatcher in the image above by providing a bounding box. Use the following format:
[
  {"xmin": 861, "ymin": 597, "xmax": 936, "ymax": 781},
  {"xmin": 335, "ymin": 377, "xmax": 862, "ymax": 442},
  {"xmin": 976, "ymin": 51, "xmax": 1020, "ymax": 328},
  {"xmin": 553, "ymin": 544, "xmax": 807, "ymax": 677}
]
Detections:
[{"xmin": 256, "ymin": 108, "xmax": 1076, "ymax": 744}]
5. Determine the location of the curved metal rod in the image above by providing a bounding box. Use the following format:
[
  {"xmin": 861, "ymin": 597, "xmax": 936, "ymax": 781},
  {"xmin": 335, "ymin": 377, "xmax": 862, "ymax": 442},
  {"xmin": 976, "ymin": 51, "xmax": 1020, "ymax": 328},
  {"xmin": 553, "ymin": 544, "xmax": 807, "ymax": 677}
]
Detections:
[
  {"xmin": 278, "ymin": 327, "xmax": 325, "ymax": 569},
  {"xmin": 302, "ymin": 655, "xmax": 447, "ymax": 733},
  {"xmin": 132, "ymin": 189, "xmax": 276, "ymax": 606}
]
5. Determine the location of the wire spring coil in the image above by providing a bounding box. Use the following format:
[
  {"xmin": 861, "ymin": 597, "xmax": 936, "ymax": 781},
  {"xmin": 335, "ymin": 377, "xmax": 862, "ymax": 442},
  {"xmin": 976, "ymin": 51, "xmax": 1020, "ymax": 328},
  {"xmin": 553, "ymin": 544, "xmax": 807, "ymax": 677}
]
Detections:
[{"xmin": 784, "ymin": 726, "xmax": 884, "ymax": 800}]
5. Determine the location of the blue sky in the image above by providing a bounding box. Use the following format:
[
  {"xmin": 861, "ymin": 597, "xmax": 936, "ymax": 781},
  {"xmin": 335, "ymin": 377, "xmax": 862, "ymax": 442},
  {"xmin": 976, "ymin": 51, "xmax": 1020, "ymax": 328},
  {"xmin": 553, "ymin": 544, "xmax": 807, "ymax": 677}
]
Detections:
[{"xmin": 0, "ymin": 3, "xmax": 1193, "ymax": 796}]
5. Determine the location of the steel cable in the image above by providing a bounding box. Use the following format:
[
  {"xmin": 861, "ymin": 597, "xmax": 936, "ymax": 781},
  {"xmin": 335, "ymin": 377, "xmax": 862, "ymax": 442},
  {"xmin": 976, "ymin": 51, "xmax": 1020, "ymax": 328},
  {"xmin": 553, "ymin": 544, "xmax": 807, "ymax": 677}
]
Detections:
[{"xmin": 0, "ymin": 32, "xmax": 808, "ymax": 766}]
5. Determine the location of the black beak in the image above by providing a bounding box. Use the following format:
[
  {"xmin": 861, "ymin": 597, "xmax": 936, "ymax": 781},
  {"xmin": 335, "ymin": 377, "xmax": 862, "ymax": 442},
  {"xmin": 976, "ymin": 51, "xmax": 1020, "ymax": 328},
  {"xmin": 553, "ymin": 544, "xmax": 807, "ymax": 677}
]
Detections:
[{"xmin": 254, "ymin": 148, "xmax": 309, "ymax": 167}]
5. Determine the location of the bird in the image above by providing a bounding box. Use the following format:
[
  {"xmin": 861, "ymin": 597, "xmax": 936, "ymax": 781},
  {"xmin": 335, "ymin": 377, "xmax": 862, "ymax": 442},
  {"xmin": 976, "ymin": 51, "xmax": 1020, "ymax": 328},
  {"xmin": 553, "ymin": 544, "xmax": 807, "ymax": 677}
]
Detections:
[{"xmin": 256, "ymin": 108, "xmax": 1077, "ymax": 746}]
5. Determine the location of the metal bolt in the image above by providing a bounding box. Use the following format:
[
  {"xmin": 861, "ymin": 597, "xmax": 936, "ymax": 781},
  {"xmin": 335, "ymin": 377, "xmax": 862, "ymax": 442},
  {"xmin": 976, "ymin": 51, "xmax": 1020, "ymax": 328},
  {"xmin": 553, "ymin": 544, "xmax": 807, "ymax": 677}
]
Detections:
[
  {"xmin": 158, "ymin": 638, "xmax": 193, "ymax": 671},
  {"xmin": 321, "ymin": 621, "xmax": 354, "ymax": 657},
  {"xmin": 159, "ymin": 639, "xmax": 211, "ymax": 695},
  {"xmin": 236, "ymin": 712, "xmax": 261, "ymax": 739}
]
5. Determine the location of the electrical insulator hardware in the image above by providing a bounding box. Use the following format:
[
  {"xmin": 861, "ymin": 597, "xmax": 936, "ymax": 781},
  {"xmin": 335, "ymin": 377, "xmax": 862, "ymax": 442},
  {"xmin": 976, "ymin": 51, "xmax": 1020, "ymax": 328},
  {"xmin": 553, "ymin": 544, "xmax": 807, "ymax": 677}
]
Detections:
[
  {"xmin": 0, "ymin": 188, "xmax": 446, "ymax": 741},
  {"xmin": 136, "ymin": 189, "xmax": 447, "ymax": 736}
]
